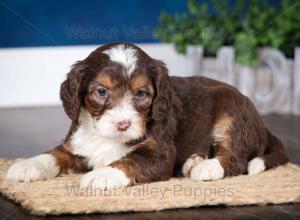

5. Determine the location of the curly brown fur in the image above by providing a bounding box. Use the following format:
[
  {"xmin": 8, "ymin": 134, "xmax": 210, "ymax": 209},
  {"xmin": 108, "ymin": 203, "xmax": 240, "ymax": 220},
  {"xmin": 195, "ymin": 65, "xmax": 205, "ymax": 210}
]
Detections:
[{"xmin": 6, "ymin": 42, "xmax": 288, "ymax": 187}]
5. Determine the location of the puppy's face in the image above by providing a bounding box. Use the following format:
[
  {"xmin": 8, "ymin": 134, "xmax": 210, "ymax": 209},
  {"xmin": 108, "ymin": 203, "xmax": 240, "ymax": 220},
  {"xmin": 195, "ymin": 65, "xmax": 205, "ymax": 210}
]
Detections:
[
  {"xmin": 61, "ymin": 43, "xmax": 173, "ymax": 144},
  {"xmin": 60, "ymin": 43, "xmax": 165, "ymax": 144},
  {"xmin": 82, "ymin": 65, "xmax": 154, "ymax": 143}
]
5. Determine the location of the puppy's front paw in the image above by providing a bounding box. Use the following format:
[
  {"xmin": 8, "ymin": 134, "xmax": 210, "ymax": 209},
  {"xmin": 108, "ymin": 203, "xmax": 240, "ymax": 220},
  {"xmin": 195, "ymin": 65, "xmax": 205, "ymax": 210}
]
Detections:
[
  {"xmin": 190, "ymin": 158, "xmax": 224, "ymax": 181},
  {"xmin": 80, "ymin": 167, "xmax": 130, "ymax": 190},
  {"xmin": 6, "ymin": 154, "xmax": 58, "ymax": 182}
]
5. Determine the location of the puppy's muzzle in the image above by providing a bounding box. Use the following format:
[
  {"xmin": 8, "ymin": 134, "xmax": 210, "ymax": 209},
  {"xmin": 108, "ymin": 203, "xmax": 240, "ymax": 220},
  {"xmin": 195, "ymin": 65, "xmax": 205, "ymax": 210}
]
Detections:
[{"xmin": 115, "ymin": 120, "xmax": 131, "ymax": 132}]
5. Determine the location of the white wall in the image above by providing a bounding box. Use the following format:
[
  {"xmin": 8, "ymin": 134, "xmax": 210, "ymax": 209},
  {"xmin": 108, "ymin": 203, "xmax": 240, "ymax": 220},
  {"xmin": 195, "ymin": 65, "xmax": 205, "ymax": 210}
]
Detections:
[{"xmin": 0, "ymin": 43, "xmax": 200, "ymax": 108}]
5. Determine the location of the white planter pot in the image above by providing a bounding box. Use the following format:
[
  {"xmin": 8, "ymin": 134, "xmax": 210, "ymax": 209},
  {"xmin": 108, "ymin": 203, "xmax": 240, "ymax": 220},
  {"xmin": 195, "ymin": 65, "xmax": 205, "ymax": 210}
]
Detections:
[
  {"xmin": 197, "ymin": 46, "xmax": 297, "ymax": 115},
  {"xmin": 237, "ymin": 48, "xmax": 292, "ymax": 114},
  {"xmin": 142, "ymin": 43, "xmax": 203, "ymax": 77}
]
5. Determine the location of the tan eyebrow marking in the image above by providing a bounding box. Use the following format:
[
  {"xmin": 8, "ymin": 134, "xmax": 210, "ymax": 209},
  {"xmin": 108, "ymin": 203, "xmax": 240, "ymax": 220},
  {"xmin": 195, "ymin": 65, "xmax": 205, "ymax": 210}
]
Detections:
[
  {"xmin": 95, "ymin": 74, "xmax": 114, "ymax": 89},
  {"xmin": 131, "ymin": 75, "xmax": 149, "ymax": 91}
]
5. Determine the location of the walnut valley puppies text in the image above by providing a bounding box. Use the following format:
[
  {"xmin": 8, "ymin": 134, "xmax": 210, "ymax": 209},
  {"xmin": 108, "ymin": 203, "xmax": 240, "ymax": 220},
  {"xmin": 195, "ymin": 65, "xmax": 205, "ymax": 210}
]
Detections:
[{"xmin": 65, "ymin": 183, "xmax": 235, "ymax": 200}]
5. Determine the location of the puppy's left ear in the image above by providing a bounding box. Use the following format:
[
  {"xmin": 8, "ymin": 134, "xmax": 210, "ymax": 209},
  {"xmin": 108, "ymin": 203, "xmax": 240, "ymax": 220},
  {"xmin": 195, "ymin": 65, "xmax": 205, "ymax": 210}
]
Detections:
[
  {"xmin": 60, "ymin": 61, "xmax": 87, "ymax": 121},
  {"xmin": 151, "ymin": 59, "xmax": 180, "ymax": 130}
]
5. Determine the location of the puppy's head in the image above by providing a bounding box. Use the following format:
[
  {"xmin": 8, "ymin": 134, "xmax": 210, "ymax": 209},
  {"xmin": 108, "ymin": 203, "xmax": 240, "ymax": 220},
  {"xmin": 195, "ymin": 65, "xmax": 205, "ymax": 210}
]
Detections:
[{"xmin": 60, "ymin": 43, "xmax": 175, "ymax": 143}]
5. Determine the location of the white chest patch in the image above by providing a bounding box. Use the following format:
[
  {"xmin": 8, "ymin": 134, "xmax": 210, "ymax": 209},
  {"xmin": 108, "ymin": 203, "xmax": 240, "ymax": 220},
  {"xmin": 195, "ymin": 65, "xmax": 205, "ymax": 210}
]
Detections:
[
  {"xmin": 70, "ymin": 112, "xmax": 134, "ymax": 169},
  {"xmin": 103, "ymin": 44, "xmax": 137, "ymax": 74}
]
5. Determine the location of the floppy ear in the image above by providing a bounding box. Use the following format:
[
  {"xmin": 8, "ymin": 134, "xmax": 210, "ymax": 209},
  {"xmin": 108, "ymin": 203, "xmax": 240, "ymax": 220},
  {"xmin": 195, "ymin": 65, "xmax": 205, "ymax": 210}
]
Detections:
[
  {"xmin": 60, "ymin": 62, "xmax": 87, "ymax": 121},
  {"xmin": 151, "ymin": 60, "xmax": 177, "ymax": 126}
]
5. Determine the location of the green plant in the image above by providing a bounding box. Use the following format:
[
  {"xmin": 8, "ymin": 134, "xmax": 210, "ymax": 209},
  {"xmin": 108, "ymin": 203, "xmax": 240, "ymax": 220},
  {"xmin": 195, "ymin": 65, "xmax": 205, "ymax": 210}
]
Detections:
[{"xmin": 155, "ymin": 0, "xmax": 300, "ymax": 66}]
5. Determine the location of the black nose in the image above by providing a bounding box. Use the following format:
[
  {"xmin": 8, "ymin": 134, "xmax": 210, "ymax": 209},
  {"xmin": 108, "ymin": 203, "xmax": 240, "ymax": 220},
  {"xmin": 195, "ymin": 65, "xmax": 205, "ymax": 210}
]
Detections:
[{"xmin": 116, "ymin": 120, "xmax": 131, "ymax": 132}]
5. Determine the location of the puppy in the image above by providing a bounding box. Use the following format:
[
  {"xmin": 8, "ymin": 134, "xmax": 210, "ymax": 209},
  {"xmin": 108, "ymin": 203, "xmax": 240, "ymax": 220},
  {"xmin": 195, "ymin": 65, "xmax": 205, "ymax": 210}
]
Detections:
[{"xmin": 6, "ymin": 42, "xmax": 288, "ymax": 189}]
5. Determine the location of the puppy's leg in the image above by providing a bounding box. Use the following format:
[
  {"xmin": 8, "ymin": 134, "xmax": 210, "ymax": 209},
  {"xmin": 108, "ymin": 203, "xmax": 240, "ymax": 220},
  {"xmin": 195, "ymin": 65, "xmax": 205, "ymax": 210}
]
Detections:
[
  {"xmin": 80, "ymin": 137, "xmax": 174, "ymax": 189},
  {"xmin": 6, "ymin": 144, "xmax": 86, "ymax": 182},
  {"xmin": 6, "ymin": 154, "xmax": 59, "ymax": 182},
  {"xmin": 191, "ymin": 114, "xmax": 247, "ymax": 181}
]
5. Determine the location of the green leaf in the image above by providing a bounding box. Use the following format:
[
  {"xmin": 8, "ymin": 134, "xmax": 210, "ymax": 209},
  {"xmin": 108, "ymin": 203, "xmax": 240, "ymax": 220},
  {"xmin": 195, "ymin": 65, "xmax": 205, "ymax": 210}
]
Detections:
[{"xmin": 155, "ymin": 0, "xmax": 300, "ymax": 64}]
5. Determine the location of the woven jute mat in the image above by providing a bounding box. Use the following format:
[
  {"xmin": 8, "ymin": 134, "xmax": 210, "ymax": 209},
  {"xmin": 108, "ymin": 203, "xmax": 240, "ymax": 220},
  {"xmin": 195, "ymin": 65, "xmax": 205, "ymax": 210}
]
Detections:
[{"xmin": 0, "ymin": 159, "xmax": 299, "ymax": 216}]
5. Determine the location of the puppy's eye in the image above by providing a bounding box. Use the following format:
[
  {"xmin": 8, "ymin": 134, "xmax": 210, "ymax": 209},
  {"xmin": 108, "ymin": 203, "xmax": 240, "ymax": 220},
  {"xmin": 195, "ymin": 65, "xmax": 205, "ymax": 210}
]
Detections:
[
  {"xmin": 96, "ymin": 88, "xmax": 108, "ymax": 97},
  {"xmin": 135, "ymin": 89, "xmax": 146, "ymax": 98}
]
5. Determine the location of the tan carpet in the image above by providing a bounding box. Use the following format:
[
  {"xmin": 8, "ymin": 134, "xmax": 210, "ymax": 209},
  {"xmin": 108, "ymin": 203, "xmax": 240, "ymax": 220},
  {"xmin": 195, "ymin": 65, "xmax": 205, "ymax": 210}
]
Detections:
[{"xmin": 0, "ymin": 159, "xmax": 299, "ymax": 216}]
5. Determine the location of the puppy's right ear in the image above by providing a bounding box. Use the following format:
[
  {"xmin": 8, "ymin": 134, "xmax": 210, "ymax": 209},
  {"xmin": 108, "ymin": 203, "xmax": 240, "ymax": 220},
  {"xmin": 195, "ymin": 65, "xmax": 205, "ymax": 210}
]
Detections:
[{"xmin": 60, "ymin": 62, "xmax": 87, "ymax": 121}]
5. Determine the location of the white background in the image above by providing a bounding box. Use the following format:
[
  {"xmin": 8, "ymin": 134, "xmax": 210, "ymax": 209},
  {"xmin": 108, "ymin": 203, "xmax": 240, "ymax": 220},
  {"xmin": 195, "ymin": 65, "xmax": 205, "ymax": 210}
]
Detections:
[{"xmin": 0, "ymin": 43, "xmax": 197, "ymax": 108}]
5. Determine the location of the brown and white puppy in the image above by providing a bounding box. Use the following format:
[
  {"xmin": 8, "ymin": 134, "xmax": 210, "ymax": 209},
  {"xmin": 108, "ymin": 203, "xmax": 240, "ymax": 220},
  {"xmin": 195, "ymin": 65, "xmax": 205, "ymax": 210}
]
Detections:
[{"xmin": 6, "ymin": 42, "xmax": 288, "ymax": 189}]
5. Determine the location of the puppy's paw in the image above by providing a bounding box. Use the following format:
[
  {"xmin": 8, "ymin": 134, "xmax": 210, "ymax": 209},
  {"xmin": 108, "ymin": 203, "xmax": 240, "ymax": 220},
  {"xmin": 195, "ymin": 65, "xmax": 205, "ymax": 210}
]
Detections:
[
  {"xmin": 80, "ymin": 167, "xmax": 130, "ymax": 190},
  {"xmin": 190, "ymin": 158, "xmax": 224, "ymax": 181},
  {"xmin": 6, "ymin": 155, "xmax": 58, "ymax": 182},
  {"xmin": 247, "ymin": 157, "xmax": 265, "ymax": 175},
  {"xmin": 182, "ymin": 154, "xmax": 204, "ymax": 177}
]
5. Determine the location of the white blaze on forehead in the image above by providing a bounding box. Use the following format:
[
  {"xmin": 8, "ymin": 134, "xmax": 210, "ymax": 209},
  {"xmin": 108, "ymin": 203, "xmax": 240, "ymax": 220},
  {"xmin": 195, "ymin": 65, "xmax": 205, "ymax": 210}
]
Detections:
[{"xmin": 103, "ymin": 44, "xmax": 137, "ymax": 74}]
